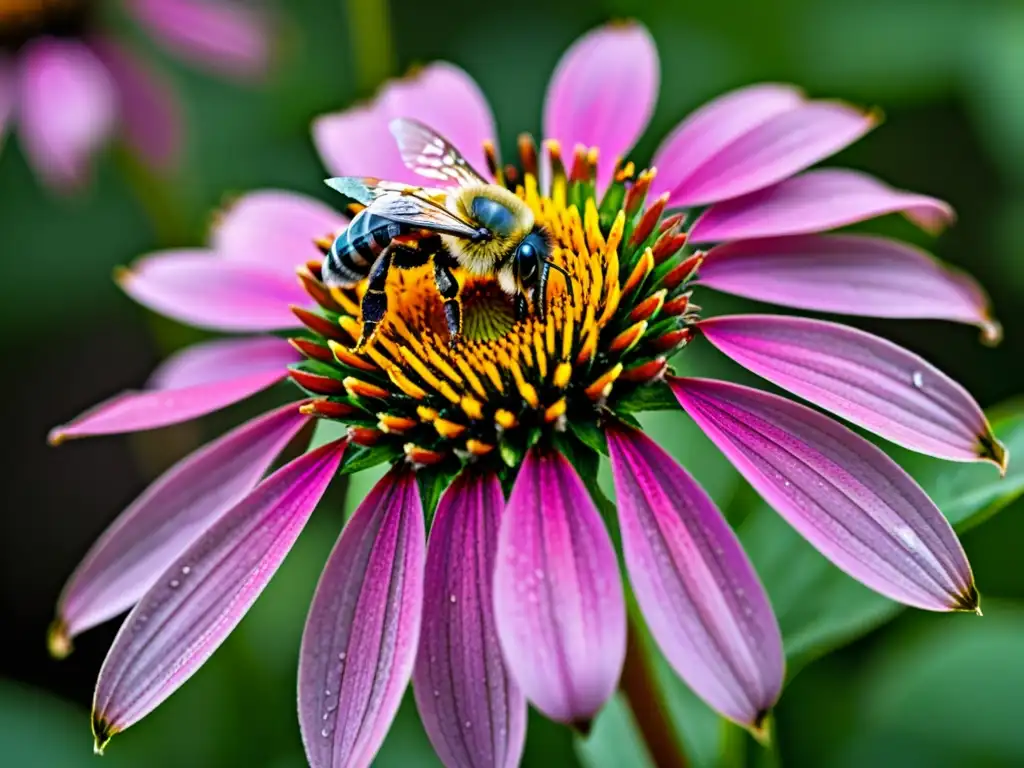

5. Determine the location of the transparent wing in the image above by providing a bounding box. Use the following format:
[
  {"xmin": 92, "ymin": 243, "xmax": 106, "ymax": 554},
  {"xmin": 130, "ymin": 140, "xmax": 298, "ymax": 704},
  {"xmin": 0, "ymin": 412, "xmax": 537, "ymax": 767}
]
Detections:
[
  {"xmin": 324, "ymin": 176, "xmax": 413, "ymax": 205},
  {"xmin": 389, "ymin": 118, "xmax": 489, "ymax": 187}
]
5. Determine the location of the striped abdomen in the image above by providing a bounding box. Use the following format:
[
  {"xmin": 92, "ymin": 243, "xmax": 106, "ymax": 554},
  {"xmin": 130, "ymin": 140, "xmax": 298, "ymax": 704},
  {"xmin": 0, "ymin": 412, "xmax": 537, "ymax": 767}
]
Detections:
[{"xmin": 322, "ymin": 210, "xmax": 403, "ymax": 287}]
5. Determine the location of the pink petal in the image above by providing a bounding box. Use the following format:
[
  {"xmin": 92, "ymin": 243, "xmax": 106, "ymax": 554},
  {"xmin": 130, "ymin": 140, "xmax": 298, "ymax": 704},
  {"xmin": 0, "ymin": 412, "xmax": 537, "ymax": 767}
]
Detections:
[
  {"xmin": 699, "ymin": 315, "xmax": 1006, "ymax": 469},
  {"xmin": 313, "ymin": 63, "xmax": 495, "ymax": 184},
  {"xmin": 146, "ymin": 336, "xmax": 300, "ymax": 390},
  {"xmin": 0, "ymin": 55, "xmax": 15, "ymax": 152},
  {"xmin": 697, "ymin": 234, "xmax": 1000, "ymax": 342},
  {"xmin": 689, "ymin": 169, "xmax": 955, "ymax": 244},
  {"xmin": 494, "ymin": 448, "xmax": 626, "ymax": 724},
  {"xmin": 126, "ymin": 0, "xmax": 270, "ymax": 79},
  {"xmin": 53, "ymin": 402, "xmax": 310, "ymax": 648},
  {"xmin": 650, "ymin": 84, "xmax": 805, "ymax": 201},
  {"xmin": 670, "ymin": 377, "xmax": 977, "ymax": 612},
  {"xmin": 413, "ymin": 471, "xmax": 526, "ymax": 768},
  {"xmin": 49, "ymin": 344, "xmax": 294, "ymax": 442},
  {"xmin": 17, "ymin": 37, "xmax": 116, "ymax": 190},
  {"xmin": 90, "ymin": 37, "xmax": 180, "ymax": 170},
  {"xmin": 660, "ymin": 101, "xmax": 877, "ymax": 207},
  {"xmin": 607, "ymin": 426, "xmax": 783, "ymax": 731},
  {"xmin": 91, "ymin": 439, "xmax": 347, "ymax": 748},
  {"xmin": 299, "ymin": 467, "xmax": 425, "ymax": 768},
  {"xmin": 543, "ymin": 21, "xmax": 659, "ymax": 191},
  {"xmin": 118, "ymin": 250, "xmax": 307, "ymax": 332},
  {"xmin": 213, "ymin": 191, "xmax": 346, "ymax": 272}
]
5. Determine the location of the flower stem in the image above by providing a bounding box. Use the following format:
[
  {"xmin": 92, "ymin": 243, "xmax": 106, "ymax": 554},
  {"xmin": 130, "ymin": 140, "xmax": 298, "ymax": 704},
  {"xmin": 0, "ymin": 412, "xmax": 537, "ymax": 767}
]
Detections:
[
  {"xmin": 620, "ymin": 611, "xmax": 689, "ymax": 768},
  {"xmin": 344, "ymin": 0, "xmax": 396, "ymax": 95}
]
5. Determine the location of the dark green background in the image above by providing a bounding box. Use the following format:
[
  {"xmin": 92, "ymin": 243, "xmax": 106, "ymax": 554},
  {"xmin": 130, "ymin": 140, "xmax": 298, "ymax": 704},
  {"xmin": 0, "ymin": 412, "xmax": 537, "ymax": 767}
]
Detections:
[{"xmin": 3, "ymin": 0, "xmax": 1023, "ymax": 765}]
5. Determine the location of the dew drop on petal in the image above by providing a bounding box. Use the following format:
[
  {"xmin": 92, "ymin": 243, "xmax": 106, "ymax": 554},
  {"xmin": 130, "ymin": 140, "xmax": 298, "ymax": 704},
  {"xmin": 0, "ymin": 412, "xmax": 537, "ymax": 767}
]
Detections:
[
  {"xmin": 894, "ymin": 524, "xmax": 920, "ymax": 551},
  {"xmin": 181, "ymin": 566, "xmax": 191, "ymax": 575},
  {"xmin": 912, "ymin": 371, "xmax": 925, "ymax": 389},
  {"xmin": 169, "ymin": 579, "xmax": 180, "ymax": 589}
]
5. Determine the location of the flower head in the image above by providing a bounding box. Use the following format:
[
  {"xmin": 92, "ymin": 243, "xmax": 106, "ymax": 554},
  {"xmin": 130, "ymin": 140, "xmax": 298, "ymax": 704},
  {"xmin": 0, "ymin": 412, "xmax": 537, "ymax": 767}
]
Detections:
[
  {"xmin": 48, "ymin": 20, "xmax": 1005, "ymax": 768},
  {"xmin": 0, "ymin": 0, "xmax": 270, "ymax": 190}
]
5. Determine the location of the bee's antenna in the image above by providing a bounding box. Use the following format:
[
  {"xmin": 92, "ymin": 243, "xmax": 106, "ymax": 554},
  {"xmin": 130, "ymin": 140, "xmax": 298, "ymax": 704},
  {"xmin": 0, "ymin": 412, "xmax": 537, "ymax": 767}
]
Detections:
[{"xmin": 544, "ymin": 259, "xmax": 575, "ymax": 303}]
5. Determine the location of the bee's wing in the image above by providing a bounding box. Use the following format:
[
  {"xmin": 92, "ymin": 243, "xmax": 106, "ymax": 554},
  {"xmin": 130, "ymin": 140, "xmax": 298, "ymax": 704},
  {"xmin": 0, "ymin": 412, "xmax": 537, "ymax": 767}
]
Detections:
[
  {"xmin": 324, "ymin": 176, "xmax": 410, "ymax": 205},
  {"xmin": 389, "ymin": 118, "xmax": 490, "ymax": 187}
]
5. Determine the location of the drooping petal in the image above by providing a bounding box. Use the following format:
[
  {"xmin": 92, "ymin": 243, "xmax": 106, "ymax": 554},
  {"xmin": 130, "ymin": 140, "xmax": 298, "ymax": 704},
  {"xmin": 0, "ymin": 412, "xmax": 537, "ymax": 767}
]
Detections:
[
  {"xmin": 606, "ymin": 425, "xmax": 783, "ymax": 731},
  {"xmin": 689, "ymin": 169, "xmax": 955, "ymax": 244},
  {"xmin": 126, "ymin": 0, "xmax": 270, "ymax": 79},
  {"xmin": 651, "ymin": 83, "xmax": 805, "ymax": 201},
  {"xmin": 299, "ymin": 467, "xmax": 425, "ymax": 768},
  {"xmin": 659, "ymin": 102, "xmax": 877, "ymax": 207},
  {"xmin": 494, "ymin": 448, "xmax": 626, "ymax": 724},
  {"xmin": 543, "ymin": 21, "xmax": 659, "ymax": 190},
  {"xmin": 669, "ymin": 377, "xmax": 977, "ymax": 612},
  {"xmin": 413, "ymin": 471, "xmax": 526, "ymax": 768},
  {"xmin": 146, "ymin": 336, "xmax": 301, "ymax": 390},
  {"xmin": 0, "ymin": 55, "xmax": 15, "ymax": 154},
  {"xmin": 213, "ymin": 190, "xmax": 347, "ymax": 271},
  {"xmin": 697, "ymin": 234, "xmax": 1000, "ymax": 342},
  {"xmin": 90, "ymin": 37, "xmax": 180, "ymax": 170},
  {"xmin": 91, "ymin": 439, "xmax": 346, "ymax": 750},
  {"xmin": 699, "ymin": 315, "xmax": 1006, "ymax": 469},
  {"xmin": 313, "ymin": 63, "xmax": 495, "ymax": 184},
  {"xmin": 17, "ymin": 37, "xmax": 116, "ymax": 190},
  {"xmin": 118, "ymin": 250, "xmax": 307, "ymax": 331},
  {"xmin": 52, "ymin": 402, "xmax": 311, "ymax": 652}
]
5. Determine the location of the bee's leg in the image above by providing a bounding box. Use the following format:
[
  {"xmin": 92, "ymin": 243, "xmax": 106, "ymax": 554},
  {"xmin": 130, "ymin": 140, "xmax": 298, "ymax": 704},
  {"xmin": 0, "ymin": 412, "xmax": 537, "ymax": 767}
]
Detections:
[
  {"xmin": 356, "ymin": 242, "xmax": 431, "ymax": 350},
  {"xmin": 533, "ymin": 259, "xmax": 550, "ymax": 321},
  {"xmin": 433, "ymin": 249, "xmax": 463, "ymax": 347},
  {"xmin": 514, "ymin": 293, "xmax": 529, "ymax": 322}
]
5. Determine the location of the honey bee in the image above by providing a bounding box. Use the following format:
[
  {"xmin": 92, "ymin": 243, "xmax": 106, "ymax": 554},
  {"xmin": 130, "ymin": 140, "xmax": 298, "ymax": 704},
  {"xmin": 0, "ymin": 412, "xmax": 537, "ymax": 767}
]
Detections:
[{"xmin": 322, "ymin": 118, "xmax": 565, "ymax": 350}]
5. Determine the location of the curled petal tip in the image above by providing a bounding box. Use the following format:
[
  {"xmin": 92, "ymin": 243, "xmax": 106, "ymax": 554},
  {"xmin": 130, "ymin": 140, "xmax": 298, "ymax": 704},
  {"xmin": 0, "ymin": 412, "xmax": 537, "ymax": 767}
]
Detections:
[
  {"xmin": 749, "ymin": 711, "xmax": 773, "ymax": 746},
  {"xmin": 46, "ymin": 428, "xmax": 67, "ymax": 447},
  {"xmin": 47, "ymin": 619, "xmax": 72, "ymax": 659},
  {"xmin": 956, "ymin": 584, "xmax": 981, "ymax": 615},
  {"xmin": 91, "ymin": 712, "xmax": 115, "ymax": 755},
  {"xmin": 112, "ymin": 265, "xmax": 132, "ymax": 287},
  {"xmin": 980, "ymin": 317, "xmax": 1004, "ymax": 347},
  {"xmin": 572, "ymin": 717, "xmax": 594, "ymax": 737},
  {"xmin": 979, "ymin": 433, "xmax": 1009, "ymax": 477}
]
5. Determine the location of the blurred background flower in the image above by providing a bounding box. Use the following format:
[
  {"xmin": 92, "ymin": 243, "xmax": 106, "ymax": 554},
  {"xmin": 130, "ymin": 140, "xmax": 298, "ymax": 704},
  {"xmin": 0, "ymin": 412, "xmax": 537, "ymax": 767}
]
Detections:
[
  {"xmin": 3, "ymin": 1, "xmax": 1024, "ymax": 767},
  {"xmin": 0, "ymin": 0, "xmax": 270, "ymax": 191}
]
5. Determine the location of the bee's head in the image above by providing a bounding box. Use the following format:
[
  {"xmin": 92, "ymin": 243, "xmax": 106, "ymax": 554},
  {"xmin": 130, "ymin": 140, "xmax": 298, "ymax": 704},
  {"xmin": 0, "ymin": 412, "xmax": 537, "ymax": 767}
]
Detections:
[{"xmin": 512, "ymin": 228, "xmax": 551, "ymax": 291}]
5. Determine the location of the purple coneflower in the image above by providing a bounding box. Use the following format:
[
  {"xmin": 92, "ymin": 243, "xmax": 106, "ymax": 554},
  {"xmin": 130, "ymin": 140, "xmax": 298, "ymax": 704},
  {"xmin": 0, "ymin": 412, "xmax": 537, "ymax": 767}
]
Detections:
[
  {"xmin": 49, "ymin": 20, "xmax": 1005, "ymax": 768},
  {"xmin": 0, "ymin": 0, "xmax": 269, "ymax": 190}
]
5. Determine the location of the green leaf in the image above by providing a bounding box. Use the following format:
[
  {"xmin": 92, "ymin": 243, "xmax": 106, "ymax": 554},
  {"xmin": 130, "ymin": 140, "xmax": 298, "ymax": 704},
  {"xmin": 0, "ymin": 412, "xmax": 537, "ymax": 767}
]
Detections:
[
  {"xmin": 616, "ymin": 381, "xmax": 678, "ymax": 413},
  {"xmin": 569, "ymin": 419, "xmax": 609, "ymax": 455},
  {"xmin": 340, "ymin": 443, "xmax": 402, "ymax": 475},
  {"xmin": 417, "ymin": 463, "xmax": 460, "ymax": 522},
  {"xmin": 575, "ymin": 693, "xmax": 656, "ymax": 768}
]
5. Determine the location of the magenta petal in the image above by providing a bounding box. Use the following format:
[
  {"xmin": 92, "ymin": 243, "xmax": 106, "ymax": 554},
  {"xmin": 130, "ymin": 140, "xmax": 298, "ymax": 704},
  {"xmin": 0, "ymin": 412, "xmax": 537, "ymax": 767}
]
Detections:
[
  {"xmin": 494, "ymin": 448, "xmax": 626, "ymax": 724},
  {"xmin": 313, "ymin": 63, "xmax": 495, "ymax": 184},
  {"xmin": 127, "ymin": 0, "xmax": 269, "ymax": 79},
  {"xmin": 662, "ymin": 102, "xmax": 877, "ymax": 207},
  {"xmin": 91, "ymin": 37, "xmax": 180, "ymax": 170},
  {"xmin": 651, "ymin": 84, "xmax": 805, "ymax": 201},
  {"xmin": 413, "ymin": 471, "xmax": 526, "ymax": 768},
  {"xmin": 91, "ymin": 439, "xmax": 346, "ymax": 746},
  {"xmin": 213, "ymin": 190, "xmax": 347, "ymax": 271},
  {"xmin": 119, "ymin": 250, "xmax": 306, "ymax": 331},
  {"xmin": 54, "ymin": 402, "xmax": 310, "ymax": 646},
  {"xmin": 669, "ymin": 377, "xmax": 977, "ymax": 612},
  {"xmin": 146, "ymin": 336, "xmax": 300, "ymax": 390},
  {"xmin": 607, "ymin": 426, "xmax": 783, "ymax": 730},
  {"xmin": 543, "ymin": 21, "xmax": 658, "ymax": 190},
  {"xmin": 299, "ymin": 467, "xmax": 425, "ymax": 768},
  {"xmin": 699, "ymin": 315, "xmax": 1006, "ymax": 469},
  {"xmin": 689, "ymin": 169, "xmax": 955, "ymax": 244},
  {"xmin": 697, "ymin": 234, "xmax": 1000, "ymax": 341},
  {"xmin": 17, "ymin": 37, "xmax": 116, "ymax": 190}
]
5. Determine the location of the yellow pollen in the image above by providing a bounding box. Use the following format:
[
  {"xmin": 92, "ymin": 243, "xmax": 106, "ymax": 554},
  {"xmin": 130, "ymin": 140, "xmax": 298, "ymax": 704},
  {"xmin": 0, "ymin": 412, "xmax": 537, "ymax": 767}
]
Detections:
[
  {"xmin": 466, "ymin": 439, "xmax": 495, "ymax": 456},
  {"xmin": 344, "ymin": 377, "xmax": 390, "ymax": 400},
  {"xmin": 434, "ymin": 418, "xmax": 468, "ymax": 439},
  {"xmin": 544, "ymin": 399, "xmax": 567, "ymax": 424},
  {"xmin": 417, "ymin": 405, "xmax": 439, "ymax": 422},
  {"xmin": 495, "ymin": 409, "xmax": 518, "ymax": 430},
  {"xmin": 585, "ymin": 364, "xmax": 624, "ymax": 401},
  {"xmin": 378, "ymin": 414, "xmax": 417, "ymax": 434}
]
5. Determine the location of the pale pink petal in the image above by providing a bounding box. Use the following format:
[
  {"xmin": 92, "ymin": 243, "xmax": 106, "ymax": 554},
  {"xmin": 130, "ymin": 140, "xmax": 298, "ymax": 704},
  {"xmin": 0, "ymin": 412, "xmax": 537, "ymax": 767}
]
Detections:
[
  {"xmin": 118, "ymin": 250, "xmax": 307, "ymax": 331},
  {"xmin": 607, "ymin": 426, "xmax": 783, "ymax": 731},
  {"xmin": 90, "ymin": 37, "xmax": 180, "ymax": 170},
  {"xmin": 17, "ymin": 37, "xmax": 116, "ymax": 190},
  {"xmin": 689, "ymin": 169, "xmax": 955, "ymax": 244},
  {"xmin": 313, "ymin": 62, "xmax": 495, "ymax": 184},
  {"xmin": 213, "ymin": 190, "xmax": 346, "ymax": 271},
  {"xmin": 494, "ymin": 449, "xmax": 626, "ymax": 724},
  {"xmin": 146, "ymin": 336, "xmax": 300, "ymax": 390},
  {"xmin": 127, "ymin": 0, "xmax": 269, "ymax": 79},
  {"xmin": 697, "ymin": 234, "xmax": 1000, "ymax": 342},
  {"xmin": 650, "ymin": 84, "xmax": 805, "ymax": 200},
  {"xmin": 300, "ymin": 467, "xmax": 424, "ymax": 768},
  {"xmin": 699, "ymin": 315, "xmax": 1006, "ymax": 469},
  {"xmin": 413, "ymin": 471, "xmax": 526, "ymax": 768},
  {"xmin": 543, "ymin": 21, "xmax": 659, "ymax": 190},
  {"xmin": 660, "ymin": 102, "xmax": 877, "ymax": 207},
  {"xmin": 0, "ymin": 55, "xmax": 15, "ymax": 153},
  {"xmin": 91, "ymin": 439, "xmax": 347, "ymax": 749},
  {"xmin": 53, "ymin": 402, "xmax": 310, "ymax": 648},
  {"xmin": 670, "ymin": 377, "xmax": 977, "ymax": 612}
]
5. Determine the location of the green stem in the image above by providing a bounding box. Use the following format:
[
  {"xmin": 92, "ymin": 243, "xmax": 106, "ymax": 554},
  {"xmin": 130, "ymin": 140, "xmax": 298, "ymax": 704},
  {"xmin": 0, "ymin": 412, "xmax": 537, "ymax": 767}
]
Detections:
[
  {"xmin": 344, "ymin": 0, "xmax": 396, "ymax": 95},
  {"xmin": 112, "ymin": 145, "xmax": 191, "ymax": 246}
]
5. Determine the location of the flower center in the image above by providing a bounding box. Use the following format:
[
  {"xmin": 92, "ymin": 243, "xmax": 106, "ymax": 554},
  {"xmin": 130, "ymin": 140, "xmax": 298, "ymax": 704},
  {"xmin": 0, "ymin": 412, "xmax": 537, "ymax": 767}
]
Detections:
[
  {"xmin": 289, "ymin": 141, "xmax": 702, "ymax": 471},
  {"xmin": 0, "ymin": 0, "xmax": 92, "ymax": 49}
]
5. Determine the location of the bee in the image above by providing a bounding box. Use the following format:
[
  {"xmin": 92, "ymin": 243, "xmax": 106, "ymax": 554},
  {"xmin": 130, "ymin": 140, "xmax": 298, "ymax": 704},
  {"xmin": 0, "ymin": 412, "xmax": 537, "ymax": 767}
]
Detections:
[{"xmin": 322, "ymin": 118, "xmax": 565, "ymax": 350}]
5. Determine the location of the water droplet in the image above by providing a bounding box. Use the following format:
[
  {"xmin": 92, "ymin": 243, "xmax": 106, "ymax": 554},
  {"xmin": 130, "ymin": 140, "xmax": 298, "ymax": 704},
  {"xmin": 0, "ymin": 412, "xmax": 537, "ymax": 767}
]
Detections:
[
  {"xmin": 169, "ymin": 579, "xmax": 180, "ymax": 589},
  {"xmin": 894, "ymin": 524, "xmax": 920, "ymax": 551},
  {"xmin": 783, "ymin": 480, "xmax": 791, "ymax": 488},
  {"xmin": 433, "ymin": 689, "xmax": 440, "ymax": 698},
  {"xmin": 321, "ymin": 728, "xmax": 331, "ymax": 738},
  {"xmin": 449, "ymin": 594, "xmax": 457, "ymax": 604},
  {"xmin": 322, "ymin": 712, "xmax": 330, "ymax": 721},
  {"xmin": 912, "ymin": 371, "xmax": 925, "ymax": 389},
  {"xmin": 181, "ymin": 566, "xmax": 191, "ymax": 575},
  {"xmin": 338, "ymin": 652, "xmax": 346, "ymax": 661},
  {"xmin": 324, "ymin": 689, "xmax": 331, "ymax": 697},
  {"xmin": 464, "ymin": 720, "xmax": 472, "ymax": 729}
]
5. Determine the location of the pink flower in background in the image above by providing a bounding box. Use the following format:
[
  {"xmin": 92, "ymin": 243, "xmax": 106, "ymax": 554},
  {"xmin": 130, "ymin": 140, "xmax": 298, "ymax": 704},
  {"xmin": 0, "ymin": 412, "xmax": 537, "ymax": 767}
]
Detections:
[
  {"xmin": 0, "ymin": 0, "xmax": 270, "ymax": 190},
  {"xmin": 47, "ymin": 20, "xmax": 1007, "ymax": 768}
]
